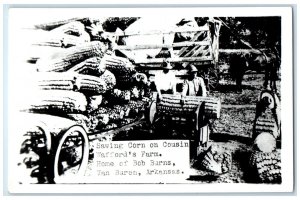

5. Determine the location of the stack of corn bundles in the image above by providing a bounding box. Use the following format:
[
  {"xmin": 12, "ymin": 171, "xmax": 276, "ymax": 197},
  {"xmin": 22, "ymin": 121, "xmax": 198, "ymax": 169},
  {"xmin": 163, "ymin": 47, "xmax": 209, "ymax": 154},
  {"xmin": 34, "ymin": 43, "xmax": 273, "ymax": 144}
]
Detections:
[
  {"xmin": 21, "ymin": 18, "xmax": 150, "ymax": 134},
  {"xmin": 250, "ymin": 130, "xmax": 281, "ymax": 183},
  {"xmin": 33, "ymin": 72, "xmax": 107, "ymax": 94},
  {"xmin": 249, "ymin": 146, "xmax": 281, "ymax": 183},
  {"xmin": 253, "ymin": 110, "xmax": 280, "ymax": 140},
  {"xmin": 157, "ymin": 94, "xmax": 221, "ymax": 119},
  {"xmin": 36, "ymin": 41, "xmax": 108, "ymax": 72},
  {"xmin": 18, "ymin": 18, "xmax": 151, "ymax": 183},
  {"xmin": 249, "ymin": 91, "xmax": 282, "ymax": 183}
]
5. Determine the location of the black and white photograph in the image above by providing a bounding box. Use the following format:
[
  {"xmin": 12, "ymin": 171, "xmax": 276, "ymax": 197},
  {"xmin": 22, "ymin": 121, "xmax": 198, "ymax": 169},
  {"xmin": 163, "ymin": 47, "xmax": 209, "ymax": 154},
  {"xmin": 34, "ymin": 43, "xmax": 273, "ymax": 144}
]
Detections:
[{"xmin": 6, "ymin": 7, "xmax": 293, "ymax": 193}]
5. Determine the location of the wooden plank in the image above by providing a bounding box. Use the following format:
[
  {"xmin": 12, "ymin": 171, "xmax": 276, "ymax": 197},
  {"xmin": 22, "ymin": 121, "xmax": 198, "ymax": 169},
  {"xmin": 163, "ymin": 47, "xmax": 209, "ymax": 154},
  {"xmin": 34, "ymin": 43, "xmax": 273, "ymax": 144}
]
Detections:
[
  {"xmin": 115, "ymin": 41, "xmax": 211, "ymax": 50},
  {"xmin": 203, "ymin": 48, "xmax": 211, "ymax": 57},
  {"xmin": 117, "ymin": 26, "xmax": 209, "ymax": 37},
  {"xmin": 137, "ymin": 61, "xmax": 213, "ymax": 68},
  {"xmin": 208, "ymin": 44, "xmax": 213, "ymax": 59},
  {"xmin": 221, "ymin": 104, "xmax": 256, "ymax": 109},
  {"xmin": 181, "ymin": 45, "xmax": 201, "ymax": 57},
  {"xmin": 185, "ymin": 45, "xmax": 209, "ymax": 58},
  {"xmin": 178, "ymin": 32, "xmax": 202, "ymax": 56},
  {"xmin": 134, "ymin": 56, "xmax": 213, "ymax": 64},
  {"xmin": 191, "ymin": 45, "xmax": 208, "ymax": 57},
  {"xmin": 219, "ymin": 49, "xmax": 266, "ymax": 54}
]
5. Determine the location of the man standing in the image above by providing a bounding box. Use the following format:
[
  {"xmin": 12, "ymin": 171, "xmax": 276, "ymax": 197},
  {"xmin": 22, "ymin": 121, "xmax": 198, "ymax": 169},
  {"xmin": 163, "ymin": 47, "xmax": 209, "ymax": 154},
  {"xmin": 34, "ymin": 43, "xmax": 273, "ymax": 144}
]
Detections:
[
  {"xmin": 229, "ymin": 53, "xmax": 249, "ymax": 92},
  {"xmin": 182, "ymin": 64, "xmax": 207, "ymax": 97},
  {"xmin": 154, "ymin": 61, "xmax": 177, "ymax": 101},
  {"xmin": 182, "ymin": 64, "xmax": 210, "ymax": 149}
]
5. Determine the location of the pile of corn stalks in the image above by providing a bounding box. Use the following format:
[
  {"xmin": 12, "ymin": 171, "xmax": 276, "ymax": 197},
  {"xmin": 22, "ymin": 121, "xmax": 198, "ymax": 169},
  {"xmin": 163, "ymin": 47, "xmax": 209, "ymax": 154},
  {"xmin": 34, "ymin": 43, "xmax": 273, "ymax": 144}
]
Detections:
[
  {"xmin": 22, "ymin": 18, "xmax": 151, "ymax": 133},
  {"xmin": 249, "ymin": 91, "xmax": 281, "ymax": 183}
]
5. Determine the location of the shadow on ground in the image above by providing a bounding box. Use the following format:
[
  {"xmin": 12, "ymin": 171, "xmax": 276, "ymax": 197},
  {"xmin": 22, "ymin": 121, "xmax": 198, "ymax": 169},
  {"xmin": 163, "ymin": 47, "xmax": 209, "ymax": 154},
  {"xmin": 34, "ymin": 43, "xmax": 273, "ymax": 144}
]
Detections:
[{"xmin": 214, "ymin": 84, "xmax": 258, "ymax": 93}]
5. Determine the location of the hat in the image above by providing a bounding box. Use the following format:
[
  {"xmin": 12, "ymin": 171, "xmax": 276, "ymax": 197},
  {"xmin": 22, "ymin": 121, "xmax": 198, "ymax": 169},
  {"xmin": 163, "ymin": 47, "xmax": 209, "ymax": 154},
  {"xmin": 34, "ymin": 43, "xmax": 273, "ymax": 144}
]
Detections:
[
  {"xmin": 188, "ymin": 64, "xmax": 198, "ymax": 73},
  {"xmin": 162, "ymin": 61, "xmax": 172, "ymax": 69}
]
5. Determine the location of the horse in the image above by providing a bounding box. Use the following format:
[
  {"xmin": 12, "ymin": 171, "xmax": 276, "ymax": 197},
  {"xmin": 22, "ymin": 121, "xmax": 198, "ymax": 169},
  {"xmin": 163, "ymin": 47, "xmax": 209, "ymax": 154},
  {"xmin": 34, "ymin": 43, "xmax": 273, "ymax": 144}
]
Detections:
[
  {"xmin": 228, "ymin": 52, "xmax": 249, "ymax": 92},
  {"xmin": 252, "ymin": 50, "xmax": 280, "ymax": 92}
]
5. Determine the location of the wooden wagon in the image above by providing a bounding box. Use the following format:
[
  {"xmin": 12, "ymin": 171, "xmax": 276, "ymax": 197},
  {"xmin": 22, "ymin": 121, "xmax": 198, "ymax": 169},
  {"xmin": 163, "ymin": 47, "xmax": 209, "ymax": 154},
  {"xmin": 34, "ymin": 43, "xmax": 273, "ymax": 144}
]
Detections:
[
  {"xmin": 17, "ymin": 112, "xmax": 144, "ymax": 184},
  {"xmin": 114, "ymin": 18, "xmax": 222, "ymax": 91}
]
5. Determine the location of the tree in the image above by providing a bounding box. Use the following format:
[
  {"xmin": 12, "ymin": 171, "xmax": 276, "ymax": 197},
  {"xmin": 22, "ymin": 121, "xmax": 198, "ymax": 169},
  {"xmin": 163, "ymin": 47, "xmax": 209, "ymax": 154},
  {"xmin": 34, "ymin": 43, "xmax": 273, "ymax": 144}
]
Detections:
[{"xmin": 218, "ymin": 17, "xmax": 281, "ymax": 50}]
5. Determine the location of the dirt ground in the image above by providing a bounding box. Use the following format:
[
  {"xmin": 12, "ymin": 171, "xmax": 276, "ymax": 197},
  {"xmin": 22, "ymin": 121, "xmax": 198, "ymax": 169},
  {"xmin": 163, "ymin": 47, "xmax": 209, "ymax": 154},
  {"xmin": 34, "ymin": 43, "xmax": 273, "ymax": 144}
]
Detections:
[{"xmin": 98, "ymin": 73, "xmax": 281, "ymax": 184}]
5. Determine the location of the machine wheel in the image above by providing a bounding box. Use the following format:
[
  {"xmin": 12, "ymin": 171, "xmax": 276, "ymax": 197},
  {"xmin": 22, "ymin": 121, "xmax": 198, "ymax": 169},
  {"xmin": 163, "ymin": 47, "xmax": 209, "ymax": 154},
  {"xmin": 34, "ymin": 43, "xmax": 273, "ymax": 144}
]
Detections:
[
  {"xmin": 195, "ymin": 102, "xmax": 206, "ymax": 132},
  {"xmin": 53, "ymin": 125, "xmax": 89, "ymax": 183},
  {"xmin": 147, "ymin": 100, "xmax": 157, "ymax": 125},
  {"xmin": 195, "ymin": 102, "xmax": 210, "ymax": 147}
]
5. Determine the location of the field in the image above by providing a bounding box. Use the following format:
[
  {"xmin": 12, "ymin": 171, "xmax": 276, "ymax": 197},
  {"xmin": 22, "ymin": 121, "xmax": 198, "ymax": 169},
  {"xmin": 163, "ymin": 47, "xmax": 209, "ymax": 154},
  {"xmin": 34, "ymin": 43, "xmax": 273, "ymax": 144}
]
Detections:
[{"xmin": 190, "ymin": 74, "xmax": 281, "ymax": 183}]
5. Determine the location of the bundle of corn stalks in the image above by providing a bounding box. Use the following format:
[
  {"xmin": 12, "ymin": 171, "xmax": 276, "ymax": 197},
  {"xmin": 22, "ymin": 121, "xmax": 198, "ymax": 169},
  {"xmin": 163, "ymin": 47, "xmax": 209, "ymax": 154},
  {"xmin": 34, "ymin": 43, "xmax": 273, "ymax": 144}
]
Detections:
[
  {"xmin": 88, "ymin": 106, "xmax": 125, "ymax": 128},
  {"xmin": 74, "ymin": 74, "xmax": 107, "ymax": 94},
  {"xmin": 108, "ymin": 88, "xmax": 131, "ymax": 103},
  {"xmin": 33, "ymin": 72, "xmax": 76, "ymax": 91},
  {"xmin": 99, "ymin": 69, "xmax": 116, "ymax": 91},
  {"xmin": 29, "ymin": 30, "xmax": 90, "ymax": 48},
  {"xmin": 249, "ymin": 90, "xmax": 282, "ymax": 183},
  {"xmin": 103, "ymin": 55, "xmax": 140, "ymax": 88},
  {"xmin": 249, "ymin": 132, "xmax": 281, "ymax": 183},
  {"xmin": 36, "ymin": 41, "xmax": 108, "ymax": 72},
  {"xmin": 115, "ymin": 72, "xmax": 148, "ymax": 89},
  {"xmin": 68, "ymin": 57, "xmax": 106, "ymax": 75},
  {"xmin": 251, "ymin": 131, "xmax": 280, "ymax": 182},
  {"xmin": 253, "ymin": 111, "xmax": 280, "ymax": 140},
  {"xmin": 34, "ymin": 72, "xmax": 107, "ymax": 94},
  {"xmin": 193, "ymin": 146, "xmax": 232, "ymax": 175},
  {"xmin": 22, "ymin": 90, "xmax": 87, "ymax": 114},
  {"xmin": 157, "ymin": 94, "xmax": 221, "ymax": 119},
  {"xmin": 34, "ymin": 17, "xmax": 96, "ymax": 31},
  {"xmin": 249, "ymin": 150, "xmax": 281, "ymax": 183},
  {"xmin": 113, "ymin": 104, "xmax": 131, "ymax": 118},
  {"xmin": 128, "ymin": 100, "xmax": 147, "ymax": 116},
  {"xmin": 104, "ymin": 55, "xmax": 136, "ymax": 75},
  {"xmin": 253, "ymin": 90, "xmax": 281, "ymax": 140},
  {"xmin": 87, "ymin": 99, "xmax": 146, "ymax": 131}
]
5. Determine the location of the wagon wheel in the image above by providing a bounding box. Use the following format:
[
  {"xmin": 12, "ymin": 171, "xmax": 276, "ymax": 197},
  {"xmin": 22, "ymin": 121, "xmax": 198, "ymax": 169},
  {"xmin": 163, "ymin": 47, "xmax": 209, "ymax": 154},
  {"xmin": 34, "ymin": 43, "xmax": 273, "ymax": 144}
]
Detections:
[
  {"xmin": 53, "ymin": 125, "xmax": 89, "ymax": 183},
  {"xmin": 20, "ymin": 122, "xmax": 52, "ymax": 154},
  {"xmin": 206, "ymin": 64, "xmax": 220, "ymax": 91},
  {"xmin": 18, "ymin": 122, "xmax": 52, "ymax": 184}
]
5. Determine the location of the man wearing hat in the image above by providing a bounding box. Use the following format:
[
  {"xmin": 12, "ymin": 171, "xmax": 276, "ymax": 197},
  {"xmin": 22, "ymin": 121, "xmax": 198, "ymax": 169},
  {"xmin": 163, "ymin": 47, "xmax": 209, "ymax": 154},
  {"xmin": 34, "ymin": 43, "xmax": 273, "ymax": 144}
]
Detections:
[
  {"xmin": 182, "ymin": 64, "xmax": 207, "ymax": 97},
  {"xmin": 154, "ymin": 61, "xmax": 177, "ymax": 101}
]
